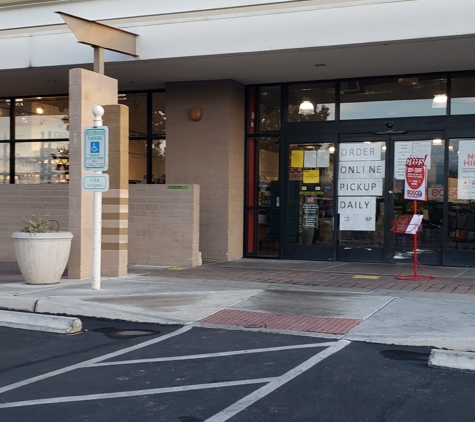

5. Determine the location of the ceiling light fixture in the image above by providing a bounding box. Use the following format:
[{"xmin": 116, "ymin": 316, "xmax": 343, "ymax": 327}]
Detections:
[
  {"xmin": 432, "ymin": 94, "xmax": 447, "ymax": 108},
  {"xmin": 298, "ymin": 97, "xmax": 315, "ymax": 115},
  {"xmin": 36, "ymin": 106, "xmax": 44, "ymax": 114}
]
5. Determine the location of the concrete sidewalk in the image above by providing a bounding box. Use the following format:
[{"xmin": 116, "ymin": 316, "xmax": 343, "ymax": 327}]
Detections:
[{"xmin": 1, "ymin": 259, "xmax": 475, "ymax": 352}]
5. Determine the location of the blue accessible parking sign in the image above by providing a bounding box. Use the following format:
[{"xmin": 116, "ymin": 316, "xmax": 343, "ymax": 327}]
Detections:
[{"xmin": 83, "ymin": 127, "xmax": 109, "ymax": 171}]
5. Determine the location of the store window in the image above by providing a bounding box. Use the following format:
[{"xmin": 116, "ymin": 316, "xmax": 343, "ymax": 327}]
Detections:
[
  {"xmin": 340, "ymin": 75, "xmax": 448, "ymax": 120},
  {"xmin": 258, "ymin": 86, "xmax": 281, "ymax": 132},
  {"xmin": 121, "ymin": 91, "xmax": 166, "ymax": 184},
  {"xmin": 451, "ymin": 72, "xmax": 475, "ymax": 115},
  {"xmin": 447, "ymin": 139, "xmax": 475, "ymax": 250},
  {"xmin": 288, "ymin": 82, "xmax": 336, "ymax": 122},
  {"xmin": 0, "ymin": 142, "xmax": 9, "ymax": 183},
  {"xmin": 15, "ymin": 97, "xmax": 69, "ymax": 140},
  {"xmin": 245, "ymin": 137, "xmax": 280, "ymax": 257},
  {"xmin": 0, "ymin": 100, "xmax": 9, "ymax": 141}
]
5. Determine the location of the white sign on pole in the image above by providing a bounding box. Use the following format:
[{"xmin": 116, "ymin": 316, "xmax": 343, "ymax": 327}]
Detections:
[
  {"xmin": 83, "ymin": 126, "xmax": 109, "ymax": 171},
  {"xmin": 457, "ymin": 140, "xmax": 475, "ymax": 199},
  {"xmin": 82, "ymin": 174, "xmax": 110, "ymax": 192},
  {"xmin": 338, "ymin": 179, "xmax": 383, "ymax": 196},
  {"xmin": 339, "ymin": 143, "xmax": 381, "ymax": 162},
  {"xmin": 338, "ymin": 161, "xmax": 385, "ymax": 179}
]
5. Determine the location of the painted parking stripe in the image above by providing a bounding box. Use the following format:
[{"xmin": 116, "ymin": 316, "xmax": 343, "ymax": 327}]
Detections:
[
  {"xmin": 0, "ymin": 378, "xmax": 275, "ymax": 409},
  {"xmin": 205, "ymin": 339, "xmax": 351, "ymax": 422},
  {"xmin": 92, "ymin": 341, "xmax": 338, "ymax": 367},
  {"xmin": 0, "ymin": 325, "xmax": 192, "ymax": 395}
]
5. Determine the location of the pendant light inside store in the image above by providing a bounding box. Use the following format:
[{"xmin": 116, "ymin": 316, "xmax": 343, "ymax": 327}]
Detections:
[
  {"xmin": 432, "ymin": 94, "xmax": 447, "ymax": 108},
  {"xmin": 298, "ymin": 97, "xmax": 315, "ymax": 115}
]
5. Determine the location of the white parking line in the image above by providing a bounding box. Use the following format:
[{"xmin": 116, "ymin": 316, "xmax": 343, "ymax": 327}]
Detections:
[
  {"xmin": 0, "ymin": 325, "xmax": 192, "ymax": 395},
  {"xmin": 205, "ymin": 340, "xmax": 351, "ymax": 422},
  {"xmin": 0, "ymin": 378, "xmax": 275, "ymax": 409},
  {"xmin": 92, "ymin": 341, "xmax": 338, "ymax": 367},
  {"xmin": 0, "ymin": 328, "xmax": 349, "ymax": 416}
]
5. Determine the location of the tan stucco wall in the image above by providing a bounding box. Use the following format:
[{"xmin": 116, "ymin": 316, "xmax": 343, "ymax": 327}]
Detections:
[
  {"xmin": 128, "ymin": 184, "xmax": 201, "ymax": 267},
  {"xmin": 166, "ymin": 80, "xmax": 245, "ymax": 261},
  {"xmin": 0, "ymin": 185, "xmax": 69, "ymax": 260}
]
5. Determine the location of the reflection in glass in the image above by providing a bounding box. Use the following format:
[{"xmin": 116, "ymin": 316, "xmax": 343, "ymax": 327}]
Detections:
[
  {"xmin": 392, "ymin": 139, "xmax": 444, "ymax": 255},
  {"xmin": 15, "ymin": 97, "xmax": 69, "ymax": 140},
  {"xmin": 0, "ymin": 142, "xmax": 9, "ymax": 183},
  {"xmin": 152, "ymin": 92, "xmax": 166, "ymax": 136},
  {"xmin": 447, "ymin": 139, "xmax": 475, "ymax": 250},
  {"xmin": 288, "ymin": 83, "xmax": 336, "ymax": 122},
  {"xmin": 128, "ymin": 140, "xmax": 147, "ymax": 183},
  {"xmin": 340, "ymin": 75, "xmax": 447, "ymax": 120},
  {"xmin": 289, "ymin": 142, "xmax": 335, "ymax": 245},
  {"xmin": 0, "ymin": 100, "xmax": 10, "ymax": 141},
  {"xmin": 451, "ymin": 72, "xmax": 475, "ymax": 115},
  {"xmin": 257, "ymin": 137, "xmax": 279, "ymax": 206},
  {"xmin": 258, "ymin": 86, "xmax": 281, "ymax": 132},
  {"xmin": 14, "ymin": 141, "xmax": 69, "ymax": 184},
  {"xmin": 152, "ymin": 139, "xmax": 166, "ymax": 184},
  {"xmin": 121, "ymin": 93, "xmax": 147, "ymax": 137}
]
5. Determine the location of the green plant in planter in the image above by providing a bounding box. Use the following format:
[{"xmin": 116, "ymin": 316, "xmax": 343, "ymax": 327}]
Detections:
[{"xmin": 21, "ymin": 213, "xmax": 59, "ymax": 233}]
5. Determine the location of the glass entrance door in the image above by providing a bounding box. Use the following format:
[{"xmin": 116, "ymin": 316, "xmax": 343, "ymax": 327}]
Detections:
[
  {"xmin": 336, "ymin": 136, "xmax": 388, "ymax": 262},
  {"xmin": 389, "ymin": 133, "xmax": 445, "ymax": 265},
  {"xmin": 286, "ymin": 142, "xmax": 336, "ymax": 260},
  {"xmin": 336, "ymin": 132, "xmax": 445, "ymax": 264}
]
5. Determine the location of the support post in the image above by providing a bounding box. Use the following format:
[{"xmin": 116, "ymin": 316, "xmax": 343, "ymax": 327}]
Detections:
[{"xmin": 92, "ymin": 106, "xmax": 104, "ymax": 290}]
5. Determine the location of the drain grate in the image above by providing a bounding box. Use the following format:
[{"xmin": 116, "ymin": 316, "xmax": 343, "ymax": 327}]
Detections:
[{"xmin": 201, "ymin": 309, "xmax": 361, "ymax": 334}]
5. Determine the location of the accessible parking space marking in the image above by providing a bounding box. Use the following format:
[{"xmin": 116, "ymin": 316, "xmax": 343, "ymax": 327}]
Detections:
[{"xmin": 0, "ymin": 325, "xmax": 350, "ymax": 421}]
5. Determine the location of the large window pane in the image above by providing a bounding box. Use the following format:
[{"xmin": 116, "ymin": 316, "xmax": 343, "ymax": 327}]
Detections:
[
  {"xmin": 288, "ymin": 82, "xmax": 336, "ymax": 122},
  {"xmin": 129, "ymin": 140, "xmax": 147, "ymax": 183},
  {"xmin": 152, "ymin": 139, "xmax": 166, "ymax": 183},
  {"xmin": 451, "ymin": 72, "xmax": 475, "ymax": 115},
  {"xmin": 15, "ymin": 141, "xmax": 69, "ymax": 184},
  {"xmin": 0, "ymin": 142, "xmax": 9, "ymax": 183},
  {"xmin": 0, "ymin": 100, "xmax": 10, "ymax": 141},
  {"xmin": 15, "ymin": 97, "xmax": 69, "ymax": 140},
  {"xmin": 340, "ymin": 75, "xmax": 447, "ymax": 120},
  {"xmin": 152, "ymin": 92, "xmax": 166, "ymax": 136},
  {"xmin": 121, "ymin": 93, "xmax": 147, "ymax": 137},
  {"xmin": 257, "ymin": 137, "xmax": 279, "ymax": 206},
  {"xmin": 447, "ymin": 139, "xmax": 475, "ymax": 250},
  {"xmin": 259, "ymin": 86, "xmax": 281, "ymax": 131}
]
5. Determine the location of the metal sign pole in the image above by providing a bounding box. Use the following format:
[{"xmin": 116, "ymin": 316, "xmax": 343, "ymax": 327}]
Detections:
[{"xmin": 92, "ymin": 105, "xmax": 104, "ymax": 290}]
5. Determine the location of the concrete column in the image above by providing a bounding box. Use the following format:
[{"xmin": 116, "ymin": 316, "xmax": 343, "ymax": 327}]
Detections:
[
  {"xmin": 68, "ymin": 69, "xmax": 117, "ymax": 279},
  {"xmin": 102, "ymin": 104, "xmax": 129, "ymax": 277},
  {"xmin": 166, "ymin": 80, "xmax": 245, "ymax": 261}
]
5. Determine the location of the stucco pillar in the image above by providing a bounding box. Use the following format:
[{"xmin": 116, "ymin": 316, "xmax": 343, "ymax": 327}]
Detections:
[
  {"xmin": 166, "ymin": 80, "xmax": 245, "ymax": 261},
  {"xmin": 68, "ymin": 69, "xmax": 118, "ymax": 279}
]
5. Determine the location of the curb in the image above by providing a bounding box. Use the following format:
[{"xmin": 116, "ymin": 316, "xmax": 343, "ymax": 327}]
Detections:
[
  {"xmin": 429, "ymin": 349, "xmax": 475, "ymax": 372},
  {"xmin": 0, "ymin": 310, "xmax": 82, "ymax": 334}
]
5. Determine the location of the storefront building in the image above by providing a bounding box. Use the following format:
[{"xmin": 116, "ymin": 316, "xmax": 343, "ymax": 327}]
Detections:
[{"xmin": 1, "ymin": 0, "xmax": 475, "ymax": 270}]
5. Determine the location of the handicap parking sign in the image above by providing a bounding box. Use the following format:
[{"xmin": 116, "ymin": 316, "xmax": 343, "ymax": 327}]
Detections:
[
  {"xmin": 83, "ymin": 127, "xmax": 109, "ymax": 171},
  {"xmin": 90, "ymin": 142, "xmax": 100, "ymax": 154}
]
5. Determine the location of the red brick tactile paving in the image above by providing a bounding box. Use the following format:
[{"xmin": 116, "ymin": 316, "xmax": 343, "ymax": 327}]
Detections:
[
  {"xmin": 149, "ymin": 264, "xmax": 475, "ymax": 295},
  {"xmin": 201, "ymin": 309, "xmax": 361, "ymax": 335}
]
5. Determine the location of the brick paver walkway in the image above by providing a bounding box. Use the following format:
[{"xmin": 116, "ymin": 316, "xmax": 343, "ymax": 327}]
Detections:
[{"xmin": 151, "ymin": 265, "xmax": 475, "ymax": 295}]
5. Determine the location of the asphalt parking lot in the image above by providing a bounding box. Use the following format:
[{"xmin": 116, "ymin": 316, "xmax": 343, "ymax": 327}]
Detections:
[{"xmin": 1, "ymin": 318, "xmax": 475, "ymax": 422}]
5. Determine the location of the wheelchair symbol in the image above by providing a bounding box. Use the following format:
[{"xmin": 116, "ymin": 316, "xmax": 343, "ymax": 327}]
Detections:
[{"xmin": 90, "ymin": 142, "xmax": 100, "ymax": 154}]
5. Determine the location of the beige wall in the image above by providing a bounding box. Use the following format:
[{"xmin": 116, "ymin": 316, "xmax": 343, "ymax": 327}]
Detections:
[
  {"xmin": 0, "ymin": 185, "xmax": 69, "ymax": 260},
  {"xmin": 166, "ymin": 80, "xmax": 245, "ymax": 261},
  {"xmin": 128, "ymin": 184, "xmax": 201, "ymax": 267}
]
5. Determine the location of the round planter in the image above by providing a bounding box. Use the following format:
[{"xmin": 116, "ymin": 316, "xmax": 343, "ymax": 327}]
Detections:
[{"xmin": 12, "ymin": 231, "xmax": 73, "ymax": 285}]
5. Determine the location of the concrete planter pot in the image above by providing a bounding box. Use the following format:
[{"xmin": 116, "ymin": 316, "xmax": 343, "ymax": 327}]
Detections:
[{"xmin": 11, "ymin": 231, "xmax": 73, "ymax": 285}]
